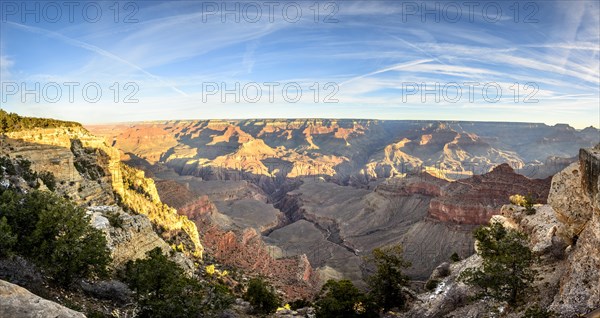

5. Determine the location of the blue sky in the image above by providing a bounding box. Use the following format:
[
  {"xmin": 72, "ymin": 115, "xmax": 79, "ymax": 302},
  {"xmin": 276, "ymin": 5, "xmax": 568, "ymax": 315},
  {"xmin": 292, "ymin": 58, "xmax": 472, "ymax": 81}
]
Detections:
[{"xmin": 0, "ymin": 0, "xmax": 599, "ymax": 128}]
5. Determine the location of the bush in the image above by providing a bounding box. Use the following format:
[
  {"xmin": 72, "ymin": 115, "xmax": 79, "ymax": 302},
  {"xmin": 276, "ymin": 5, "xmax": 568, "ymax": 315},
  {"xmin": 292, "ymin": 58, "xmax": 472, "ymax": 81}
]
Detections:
[
  {"xmin": 123, "ymin": 247, "xmax": 230, "ymax": 318},
  {"xmin": 38, "ymin": 171, "xmax": 57, "ymax": 191},
  {"xmin": 425, "ymin": 279, "xmax": 440, "ymax": 291},
  {"xmin": 0, "ymin": 188, "xmax": 111, "ymax": 285},
  {"xmin": 30, "ymin": 197, "xmax": 111, "ymax": 284},
  {"xmin": 364, "ymin": 244, "xmax": 411, "ymax": 311},
  {"xmin": 16, "ymin": 159, "xmax": 37, "ymax": 183},
  {"xmin": 244, "ymin": 277, "xmax": 280, "ymax": 315},
  {"xmin": 510, "ymin": 194, "xmax": 536, "ymax": 215},
  {"xmin": 0, "ymin": 156, "xmax": 16, "ymax": 175},
  {"xmin": 0, "ymin": 216, "xmax": 17, "ymax": 257},
  {"xmin": 315, "ymin": 279, "xmax": 377, "ymax": 318},
  {"xmin": 289, "ymin": 299, "xmax": 311, "ymax": 310},
  {"xmin": 106, "ymin": 211, "xmax": 123, "ymax": 229},
  {"xmin": 460, "ymin": 222, "xmax": 537, "ymax": 306},
  {"xmin": 509, "ymin": 194, "xmax": 527, "ymax": 206},
  {"xmin": 523, "ymin": 194, "xmax": 536, "ymax": 215},
  {"xmin": 450, "ymin": 252, "xmax": 461, "ymax": 262}
]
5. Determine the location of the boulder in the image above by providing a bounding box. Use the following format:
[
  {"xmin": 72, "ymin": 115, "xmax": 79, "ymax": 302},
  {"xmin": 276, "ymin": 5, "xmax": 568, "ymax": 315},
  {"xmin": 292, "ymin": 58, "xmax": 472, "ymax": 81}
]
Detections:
[
  {"xmin": 548, "ymin": 162, "xmax": 593, "ymax": 243},
  {"xmin": 0, "ymin": 279, "xmax": 85, "ymax": 318}
]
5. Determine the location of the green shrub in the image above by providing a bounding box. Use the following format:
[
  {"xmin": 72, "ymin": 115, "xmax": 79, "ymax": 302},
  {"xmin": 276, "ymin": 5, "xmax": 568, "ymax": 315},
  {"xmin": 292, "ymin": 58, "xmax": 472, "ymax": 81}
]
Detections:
[
  {"xmin": 450, "ymin": 252, "xmax": 461, "ymax": 262},
  {"xmin": 460, "ymin": 222, "xmax": 536, "ymax": 306},
  {"xmin": 0, "ymin": 156, "xmax": 16, "ymax": 175},
  {"xmin": 510, "ymin": 194, "xmax": 536, "ymax": 215},
  {"xmin": 364, "ymin": 244, "xmax": 411, "ymax": 311},
  {"xmin": 244, "ymin": 277, "xmax": 280, "ymax": 315},
  {"xmin": 425, "ymin": 279, "xmax": 440, "ymax": 291},
  {"xmin": 38, "ymin": 171, "xmax": 56, "ymax": 191},
  {"xmin": 106, "ymin": 211, "xmax": 123, "ymax": 229},
  {"xmin": 16, "ymin": 159, "xmax": 37, "ymax": 183},
  {"xmin": 30, "ymin": 197, "xmax": 111, "ymax": 284},
  {"xmin": 0, "ymin": 216, "xmax": 17, "ymax": 257},
  {"xmin": 315, "ymin": 279, "xmax": 377, "ymax": 318},
  {"xmin": 523, "ymin": 195, "xmax": 536, "ymax": 215},
  {"xmin": 123, "ymin": 247, "xmax": 231, "ymax": 318},
  {"xmin": 289, "ymin": 299, "xmax": 311, "ymax": 310},
  {"xmin": 0, "ymin": 188, "xmax": 111, "ymax": 285}
]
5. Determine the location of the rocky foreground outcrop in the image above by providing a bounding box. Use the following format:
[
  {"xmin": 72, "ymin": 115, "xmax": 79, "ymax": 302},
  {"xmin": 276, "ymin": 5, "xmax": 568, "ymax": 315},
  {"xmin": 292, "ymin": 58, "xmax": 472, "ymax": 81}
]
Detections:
[
  {"xmin": 0, "ymin": 279, "xmax": 85, "ymax": 318},
  {"xmin": 86, "ymin": 206, "xmax": 172, "ymax": 269},
  {"xmin": 549, "ymin": 146, "xmax": 600, "ymax": 315},
  {"xmin": 1, "ymin": 128, "xmax": 203, "ymax": 259},
  {"xmin": 401, "ymin": 146, "xmax": 600, "ymax": 317}
]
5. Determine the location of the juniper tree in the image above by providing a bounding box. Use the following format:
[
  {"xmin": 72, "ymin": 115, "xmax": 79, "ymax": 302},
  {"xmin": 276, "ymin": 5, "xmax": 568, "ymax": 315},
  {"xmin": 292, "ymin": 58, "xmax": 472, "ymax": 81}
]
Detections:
[{"xmin": 460, "ymin": 222, "xmax": 536, "ymax": 306}]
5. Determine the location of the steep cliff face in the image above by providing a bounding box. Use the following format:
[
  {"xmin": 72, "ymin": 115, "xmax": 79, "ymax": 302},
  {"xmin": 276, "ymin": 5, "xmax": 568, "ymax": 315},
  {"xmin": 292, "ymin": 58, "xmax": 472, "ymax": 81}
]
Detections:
[
  {"xmin": 429, "ymin": 164, "xmax": 551, "ymax": 225},
  {"xmin": 6, "ymin": 127, "xmax": 124, "ymax": 197},
  {"xmin": 402, "ymin": 146, "xmax": 600, "ymax": 317},
  {"xmin": 548, "ymin": 147, "xmax": 600, "ymax": 315},
  {"xmin": 1, "ymin": 126, "xmax": 203, "ymax": 259},
  {"xmin": 86, "ymin": 206, "xmax": 172, "ymax": 269}
]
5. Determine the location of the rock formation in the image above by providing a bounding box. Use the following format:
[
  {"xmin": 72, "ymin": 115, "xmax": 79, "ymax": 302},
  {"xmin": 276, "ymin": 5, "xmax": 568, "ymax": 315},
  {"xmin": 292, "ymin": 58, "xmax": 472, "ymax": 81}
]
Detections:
[
  {"xmin": 401, "ymin": 146, "xmax": 600, "ymax": 317},
  {"xmin": 88, "ymin": 119, "xmax": 598, "ymax": 184},
  {"xmin": 178, "ymin": 197, "xmax": 320, "ymax": 301},
  {"xmin": 1, "ymin": 127, "xmax": 203, "ymax": 263},
  {"xmin": 549, "ymin": 147, "xmax": 600, "ymax": 315},
  {"xmin": 0, "ymin": 279, "xmax": 86, "ymax": 318}
]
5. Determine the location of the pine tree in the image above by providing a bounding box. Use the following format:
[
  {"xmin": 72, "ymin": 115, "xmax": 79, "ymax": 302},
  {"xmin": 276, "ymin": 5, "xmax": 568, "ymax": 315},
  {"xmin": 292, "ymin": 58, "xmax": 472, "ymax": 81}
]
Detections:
[
  {"xmin": 460, "ymin": 221, "xmax": 537, "ymax": 306},
  {"xmin": 364, "ymin": 244, "xmax": 411, "ymax": 310}
]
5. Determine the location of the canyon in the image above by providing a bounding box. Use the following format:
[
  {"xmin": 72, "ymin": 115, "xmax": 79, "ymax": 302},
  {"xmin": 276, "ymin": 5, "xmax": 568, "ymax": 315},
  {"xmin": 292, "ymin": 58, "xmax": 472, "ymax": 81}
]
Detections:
[
  {"xmin": 1, "ymin": 114, "xmax": 598, "ymax": 316},
  {"xmin": 88, "ymin": 119, "xmax": 594, "ymax": 284},
  {"xmin": 402, "ymin": 145, "xmax": 600, "ymax": 317}
]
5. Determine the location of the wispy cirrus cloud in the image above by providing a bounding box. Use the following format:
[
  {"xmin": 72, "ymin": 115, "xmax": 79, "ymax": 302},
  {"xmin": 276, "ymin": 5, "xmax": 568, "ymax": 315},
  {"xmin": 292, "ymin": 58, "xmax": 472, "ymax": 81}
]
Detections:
[{"xmin": 1, "ymin": 0, "xmax": 598, "ymax": 128}]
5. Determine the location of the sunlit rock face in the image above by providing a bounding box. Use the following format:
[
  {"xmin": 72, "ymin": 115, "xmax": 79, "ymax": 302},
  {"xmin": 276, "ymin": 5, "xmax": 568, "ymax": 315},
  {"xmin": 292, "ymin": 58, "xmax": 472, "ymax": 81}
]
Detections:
[
  {"xmin": 178, "ymin": 197, "xmax": 320, "ymax": 301},
  {"xmin": 548, "ymin": 147, "xmax": 600, "ymax": 315},
  {"xmin": 86, "ymin": 206, "xmax": 172, "ymax": 269},
  {"xmin": 1, "ymin": 126, "xmax": 204, "ymax": 260},
  {"xmin": 428, "ymin": 164, "xmax": 551, "ymax": 225},
  {"xmin": 88, "ymin": 120, "xmax": 598, "ymax": 184}
]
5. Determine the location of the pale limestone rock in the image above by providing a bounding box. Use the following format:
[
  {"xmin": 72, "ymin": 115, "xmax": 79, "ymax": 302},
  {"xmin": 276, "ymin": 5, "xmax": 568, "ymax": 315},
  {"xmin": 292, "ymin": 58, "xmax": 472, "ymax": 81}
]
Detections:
[
  {"xmin": 548, "ymin": 162, "xmax": 593, "ymax": 243},
  {"xmin": 549, "ymin": 148, "xmax": 600, "ymax": 316},
  {"xmin": 0, "ymin": 279, "xmax": 85, "ymax": 318},
  {"xmin": 87, "ymin": 211, "xmax": 110, "ymax": 230},
  {"xmin": 87, "ymin": 205, "xmax": 170, "ymax": 269}
]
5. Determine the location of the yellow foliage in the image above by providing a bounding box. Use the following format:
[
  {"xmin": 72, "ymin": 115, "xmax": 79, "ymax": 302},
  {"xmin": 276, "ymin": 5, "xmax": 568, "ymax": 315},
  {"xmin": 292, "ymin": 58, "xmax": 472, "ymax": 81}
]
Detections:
[
  {"xmin": 276, "ymin": 304, "xmax": 291, "ymax": 312},
  {"xmin": 118, "ymin": 163, "xmax": 203, "ymax": 258},
  {"xmin": 353, "ymin": 301, "xmax": 365, "ymax": 314},
  {"xmin": 206, "ymin": 264, "xmax": 215, "ymax": 275},
  {"xmin": 509, "ymin": 194, "xmax": 527, "ymax": 206}
]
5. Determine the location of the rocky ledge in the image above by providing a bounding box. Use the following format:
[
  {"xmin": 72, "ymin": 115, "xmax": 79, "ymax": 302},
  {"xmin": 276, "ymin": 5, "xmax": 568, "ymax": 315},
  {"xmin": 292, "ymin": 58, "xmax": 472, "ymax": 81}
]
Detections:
[{"xmin": 0, "ymin": 279, "xmax": 85, "ymax": 318}]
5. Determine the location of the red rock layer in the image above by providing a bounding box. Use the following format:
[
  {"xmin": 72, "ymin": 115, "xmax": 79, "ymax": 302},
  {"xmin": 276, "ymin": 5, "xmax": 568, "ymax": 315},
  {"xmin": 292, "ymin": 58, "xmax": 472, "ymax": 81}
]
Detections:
[
  {"xmin": 429, "ymin": 164, "xmax": 552, "ymax": 224},
  {"xmin": 380, "ymin": 164, "xmax": 551, "ymax": 225},
  {"xmin": 178, "ymin": 197, "xmax": 320, "ymax": 301}
]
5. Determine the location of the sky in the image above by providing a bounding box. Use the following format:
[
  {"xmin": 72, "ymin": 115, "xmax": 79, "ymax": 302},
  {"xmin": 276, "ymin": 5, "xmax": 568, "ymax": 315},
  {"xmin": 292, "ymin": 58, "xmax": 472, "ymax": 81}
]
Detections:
[{"xmin": 0, "ymin": 0, "xmax": 599, "ymax": 128}]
